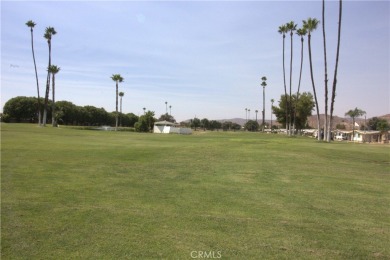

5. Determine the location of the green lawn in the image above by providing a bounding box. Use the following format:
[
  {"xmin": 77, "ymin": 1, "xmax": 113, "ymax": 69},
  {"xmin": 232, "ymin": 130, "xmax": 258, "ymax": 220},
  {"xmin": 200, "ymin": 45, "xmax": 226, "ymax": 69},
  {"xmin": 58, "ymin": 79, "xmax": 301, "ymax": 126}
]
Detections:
[{"xmin": 1, "ymin": 123, "xmax": 389, "ymax": 259}]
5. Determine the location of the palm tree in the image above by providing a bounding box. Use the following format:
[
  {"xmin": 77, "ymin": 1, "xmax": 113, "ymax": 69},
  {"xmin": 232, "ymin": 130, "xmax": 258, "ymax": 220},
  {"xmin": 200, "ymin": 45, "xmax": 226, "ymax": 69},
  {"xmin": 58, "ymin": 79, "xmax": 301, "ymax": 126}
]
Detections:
[
  {"xmin": 322, "ymin": 0, "xmax": 330, "ymax": 141},
  {"xmin": 329, "ymin": 0, "xmax": 343, "ymax": 142},
  {"xmin": 286, "ymin": 21, "xmax": 297, "ymax": 135},
  {"xmin": 169, "ymin": 105, "xmax": 172, "ymax": 116},
  {"xmin": 48, "ymin": 65, "xmax": 60, "ymax": 127},
  {"xmin": 143, "ymin": 107, "xmax": 146, "ymax": 115},
  {"xmin": 119, "ymin": 92, "xmax": 124, "ymax": 126},
  {"xmin": 345, "ymin": 107, "xmax": 365, "ymax": 140},
  {"xmin": 303, "ymin": 18, "xmax": 321, "ymax": 141},
  {"xmin": 26, "ymin": 20, "xmax": 41, "ymax": 125},
  {"xmin": 278, "ymin": 24, "xmax": 289, "ymax": 134},
  {"xmin": 245, "ymin": 108, "xmax": 248, "ymax": 122},
  {"xmin": 165, "ymin": 101, "xmax": 168, "ymax": 114},
  {"xmin": 270, "ymin": 98, "xmax": 275, "ymax": 130},
  {"xmin": 111, "ymin": 74, "xmax": 124, "ymax": 131},
  {"xmin": 42, "ymin": 27, "xmax": 57, "ymax": 126},
  {"xmin": 255, "ymin": 110, "xmax": 258, "ymax": 122},
  {"xmin": 261, "ymin": 76, "xmax": 267, "ymax": 131},
  {"xmin": 293, "ymin": 27, "xmax": 307, "ymax": 134}
]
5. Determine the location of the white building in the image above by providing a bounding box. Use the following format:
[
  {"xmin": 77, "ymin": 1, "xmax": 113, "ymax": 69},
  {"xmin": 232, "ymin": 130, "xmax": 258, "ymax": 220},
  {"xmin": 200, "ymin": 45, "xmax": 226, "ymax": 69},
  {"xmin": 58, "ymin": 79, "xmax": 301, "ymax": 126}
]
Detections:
[{"xmin": 153, "ymin": 121, "xmax": 192, "ymax": 135}]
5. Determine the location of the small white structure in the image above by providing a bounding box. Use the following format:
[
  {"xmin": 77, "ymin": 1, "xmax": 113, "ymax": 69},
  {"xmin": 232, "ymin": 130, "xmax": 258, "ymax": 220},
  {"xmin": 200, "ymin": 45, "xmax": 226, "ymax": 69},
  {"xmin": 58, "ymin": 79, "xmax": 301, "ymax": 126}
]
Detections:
[
  {"xmin": 153, "ymin": 120, "xmax": 192, "ymax": 135},
  {"xmin": 353, "ymin": 130, "xmax": 389, "ymax": 143},
  {"xmin": 335, "ymin": 130, "xmax": 352, "ymax": 141}
]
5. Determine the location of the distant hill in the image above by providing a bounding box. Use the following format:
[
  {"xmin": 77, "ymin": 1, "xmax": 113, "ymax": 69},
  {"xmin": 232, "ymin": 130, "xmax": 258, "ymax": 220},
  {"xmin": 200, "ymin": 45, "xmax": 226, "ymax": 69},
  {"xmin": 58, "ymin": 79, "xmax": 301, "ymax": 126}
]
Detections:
[{"xmin": 183, "ymin": 114, "xmax": 390, "ymax": 129}]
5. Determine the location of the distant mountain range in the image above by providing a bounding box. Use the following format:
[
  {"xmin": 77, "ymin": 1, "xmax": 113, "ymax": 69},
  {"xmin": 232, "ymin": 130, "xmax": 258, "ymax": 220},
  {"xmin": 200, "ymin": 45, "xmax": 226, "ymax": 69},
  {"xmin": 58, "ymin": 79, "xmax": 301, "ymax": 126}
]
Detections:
[{"xmin": 205, "ymin": 114, "xmax": 390, "ymax": 129}]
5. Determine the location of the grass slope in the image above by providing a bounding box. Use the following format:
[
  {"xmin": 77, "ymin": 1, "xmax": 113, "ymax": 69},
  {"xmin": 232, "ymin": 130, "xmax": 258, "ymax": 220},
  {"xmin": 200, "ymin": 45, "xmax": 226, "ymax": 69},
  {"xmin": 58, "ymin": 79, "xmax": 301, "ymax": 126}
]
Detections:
[{"xmin": 1, "ymin": 124, "xmax": 389, "ymax": 259}]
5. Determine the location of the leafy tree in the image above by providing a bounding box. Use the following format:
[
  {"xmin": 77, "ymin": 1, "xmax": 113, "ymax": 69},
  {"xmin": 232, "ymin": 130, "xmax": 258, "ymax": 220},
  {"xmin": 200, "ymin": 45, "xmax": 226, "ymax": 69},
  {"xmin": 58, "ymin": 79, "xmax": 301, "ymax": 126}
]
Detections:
[
  {"xmin": 272, "ymin": 92, "xmax": 315, "ymax": 131},
  {"xmin": 134, "ymin": 118, "xmax": 149, "ymax": 132},
  {"xmin": 367, "ymin": 117, "xmax": 389, "ymax": 131},
  {"xmin": 135, "ymin": 111, "xmax": 155, "ymax": 132},
  {"xmin": 303, "ymin": 18, "xmax": 321, "ymax": 140},
  {"xmin": 3, "ymin": 96, "xmax": 48, "ymax": 122},
  {"xmin": 55, "ymin": 101, "xmax": 78, "ymax": 125},
  {"xmin": 244, "ymin": 120, "xmax": 259, "ymax": 132},
  {"xmin": 210, "ymin": 120, "xmax": 222, "ymax": 131},
  {"xmin": 158, "ymin": 113, "xmax": 176, "ymax": 123},
  {"xmin": 48, "ymin": 65, "xmax": 60, "ymax": 126},
  {"xmin": 190, "ymin": 117, "xmax": 201, "ymax": 131},
  {"xmin": 345, "ymin": 107, "xmax": 366, "ymax": 137},
  {"xmin": 111, "ymin": 74, "xmax": 124, "ymax": 131},
  {"xmin": 123, "ymin": 113, "xmax": 139, "ymax": 127},
  {"xmin": 42, "ymin": 26, "xmax": 56, "ymax": 126},
  {"xmin": 231, "ymin": 122, "xmax": 242, "ymax": 131},
  {"xmin": 26, "ymin": 20, "xmax": 41, "ymax": 125},
  {"xmin": 201, "ymin": 118, "xmax": 210, "ymax": 131}
]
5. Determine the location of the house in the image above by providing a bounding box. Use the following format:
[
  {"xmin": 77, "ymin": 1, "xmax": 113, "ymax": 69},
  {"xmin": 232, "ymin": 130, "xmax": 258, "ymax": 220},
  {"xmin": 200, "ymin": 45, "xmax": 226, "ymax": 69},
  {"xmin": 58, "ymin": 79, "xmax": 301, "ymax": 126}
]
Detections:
[
  {"xmin": 353, "ymin": 130, "xmax": 389, "ymax": 143},
  {"xmin": 334, "ymin": 130, "xmax": 353, "ymax": 141},
  {"xmin": 153, "ymin": 120, "xmax": 192, "ymax": 135}
]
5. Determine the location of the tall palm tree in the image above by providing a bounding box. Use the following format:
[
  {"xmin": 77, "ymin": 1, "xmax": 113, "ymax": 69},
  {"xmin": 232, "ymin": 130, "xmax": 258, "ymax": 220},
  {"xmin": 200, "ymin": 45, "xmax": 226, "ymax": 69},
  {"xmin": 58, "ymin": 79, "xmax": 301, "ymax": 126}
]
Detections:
[
  {"xmin": 169, "ymin": 105, "xmax": 172, "ymax": 116},
  {"xmin": 165, "ymin": 101, "xmax": 168, "ymax": 114},
  {"xmin": 143, "ymin": 107, "xmax": 146, "ymax": 115},
  {"xmin": 345, "ymin": 107, "xmax": 365, "ymax": 140},
  {"xmin": 286, "ymin": 21, "xmax": 297, "ymax": 135},
  {"xmin": 293, "ymin": 27, "xmax": 307, "ymax": 134},
  {"xmin": 303, "ymin": 18, "xmax": 321, "ymax": 141},
  {"xmin": 278, "ymin": 24, "xmax": 289, "ymax": 134},
  {"xmin": 329, "ymin": 0, "xmax": 343, "ymax": 142},
  {"xmin": 119, "ymin": 92, "xmax": 124, "ymax": 126},
  {"xmin": 261, "ymin": 76, "xmax": 267, "ymax": 131},
  {"xmin": 42, "ymin": 26, "xmax": 57, "ymax": 126},
  {"xmin": 271, "ymin": 98, "xmax": 275, "ymax": 130},
  {"xmin": 245, "ymin": 108, "xmax": 248, "ymax": 122},
  {"xmin": 255, "ymin": 110, "xmax": 258, "ymax": 122},
  {"xmin": 322, "ymin": 0, "xmax": 330, "ymax": 141},
  {"xmin": 111, "ymin": 74, "xmax": 124, "ymax": 131},
  {"xmin": 48, "ymin": 65, "xmax": 60, "ymax": 127},
  {"xmin": 26, "ymin": 20, "xmax": 41, "ymax": 125}
]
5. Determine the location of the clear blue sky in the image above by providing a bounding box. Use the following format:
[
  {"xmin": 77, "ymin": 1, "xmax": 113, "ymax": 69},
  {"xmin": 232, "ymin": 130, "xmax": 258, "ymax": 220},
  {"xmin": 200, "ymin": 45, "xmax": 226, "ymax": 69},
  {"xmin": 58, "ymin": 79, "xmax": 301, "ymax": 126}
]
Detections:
[{"xmin": 1, "ymin": 0, "xmax": 389, "ymax": 122}]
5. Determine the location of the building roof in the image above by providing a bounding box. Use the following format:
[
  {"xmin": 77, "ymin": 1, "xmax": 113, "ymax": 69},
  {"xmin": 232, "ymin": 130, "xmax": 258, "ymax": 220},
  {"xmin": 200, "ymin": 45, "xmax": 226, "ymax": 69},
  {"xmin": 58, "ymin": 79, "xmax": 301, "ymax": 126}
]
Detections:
[{"xmin": 154, "ymin": 120, "xmax": 177, "ymax": 126}]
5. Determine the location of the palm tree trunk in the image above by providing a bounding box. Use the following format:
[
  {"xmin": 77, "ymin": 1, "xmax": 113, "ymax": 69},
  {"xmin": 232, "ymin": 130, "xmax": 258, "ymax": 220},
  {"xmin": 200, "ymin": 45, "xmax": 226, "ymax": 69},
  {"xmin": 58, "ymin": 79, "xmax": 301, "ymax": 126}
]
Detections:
[
  {"xmin": 293, "ymin": 37, "xmax": 304, "ymax": 134},
  {"xmin": 120, "ymin": 96, "xmax": 123, "ymax": 127},
  {"xmin": 30, "ymin": 28, "xmax": 41, "ymax": 125},
  {"xmin": 308, "ymin": 34, "xmax": 321, "ymax": 141},
  {"xmin": 289, "ymin": 31, "xmax": 294, "ymax": 135},
  {"xmin": 43, "ymin": 40, "xmax": 52, "ymax": 126},
  {"xmin": 322, "ymin": 0, "xmax": 329, "ymax": 141},
  {"xmin": 51, "ymin": 73, "xmax": 56, "ymax": 127},
  {"xmin": 329, "ymin": 0, "xmax": 343, "ymax": 142},
  {"xmin": 115, "ymin": 81, "xmax": 118, "ymax": 131},
  {"xmin": 282, "ymin": 35, "xmax": 289, "ymax": 134}
]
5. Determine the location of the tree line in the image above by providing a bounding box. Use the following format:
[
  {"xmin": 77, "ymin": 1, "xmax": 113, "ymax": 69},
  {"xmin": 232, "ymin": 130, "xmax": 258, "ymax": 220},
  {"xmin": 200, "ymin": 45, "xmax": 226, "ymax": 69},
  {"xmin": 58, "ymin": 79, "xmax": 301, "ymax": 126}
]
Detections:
[{"xmin": 2, "ymin": 96, "xmax": 139, "ymax": 127}]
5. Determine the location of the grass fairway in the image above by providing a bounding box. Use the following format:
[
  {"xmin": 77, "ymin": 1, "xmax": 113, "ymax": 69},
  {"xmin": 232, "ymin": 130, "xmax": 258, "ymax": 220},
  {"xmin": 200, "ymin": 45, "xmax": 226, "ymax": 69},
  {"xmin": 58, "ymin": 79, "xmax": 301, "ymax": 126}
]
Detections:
[{"xmin": 1, "ymin": 123, "xmax": 389, "ymax": 259}]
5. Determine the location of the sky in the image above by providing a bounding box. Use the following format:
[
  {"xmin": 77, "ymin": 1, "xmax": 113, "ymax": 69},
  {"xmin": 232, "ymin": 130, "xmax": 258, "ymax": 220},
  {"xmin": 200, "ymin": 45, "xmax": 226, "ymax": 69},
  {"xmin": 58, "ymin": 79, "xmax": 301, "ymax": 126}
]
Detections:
[{"xmin": 1, "ymin": 0, "xmax": 389, "ymax": 122}]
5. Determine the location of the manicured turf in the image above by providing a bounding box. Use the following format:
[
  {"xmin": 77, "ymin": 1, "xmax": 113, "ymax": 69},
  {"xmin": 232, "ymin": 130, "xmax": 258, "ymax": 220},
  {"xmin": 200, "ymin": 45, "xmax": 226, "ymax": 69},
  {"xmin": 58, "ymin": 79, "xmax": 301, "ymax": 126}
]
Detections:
[{"xmin": 1, "ymin": 123, "xmax": 389, "ymax": 259}]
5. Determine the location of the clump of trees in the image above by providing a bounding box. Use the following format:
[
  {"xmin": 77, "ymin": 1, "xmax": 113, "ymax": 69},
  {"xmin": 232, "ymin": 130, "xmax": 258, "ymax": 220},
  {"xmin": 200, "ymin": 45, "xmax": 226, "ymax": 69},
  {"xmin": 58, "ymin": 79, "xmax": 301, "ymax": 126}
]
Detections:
[
  {"xmin": 2, "ymin": 96, "xmax": 138, "ymax": 127},
  {"xmin": 272, "ymin": 92, "xmax": 315, "ymax": 131}
]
